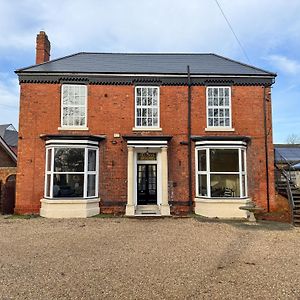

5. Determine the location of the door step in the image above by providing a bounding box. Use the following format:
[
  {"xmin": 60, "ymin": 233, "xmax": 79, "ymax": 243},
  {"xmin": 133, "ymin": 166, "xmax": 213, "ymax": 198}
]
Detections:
[{"xmin": 135, "ymin": 205, "xmax": 161, "ymax": 217}]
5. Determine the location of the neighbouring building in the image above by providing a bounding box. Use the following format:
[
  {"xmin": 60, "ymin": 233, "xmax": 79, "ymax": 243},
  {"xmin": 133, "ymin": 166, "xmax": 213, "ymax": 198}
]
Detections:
[
  {"xmin": 0, "ymin": 125, "xmax": 18, "ymax": 214},
  {"xmin": 275, "ymin": 144, "xmax": 300, "ymax": 187},
  {"xmin": 14, "ymin": 31, "xmax": 279, "ymax": 219}
]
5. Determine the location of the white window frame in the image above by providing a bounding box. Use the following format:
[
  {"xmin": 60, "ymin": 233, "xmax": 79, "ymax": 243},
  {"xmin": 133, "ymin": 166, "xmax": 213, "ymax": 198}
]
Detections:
[
  {"xmin": 195, "ymin": 143, "xmax": 247, "ymax": 199},
  {"xmin": 206, "ymin": 86, "xmax": 232, "ymax": 129},
  {"xmin": 134, "ymin": 86, "xmax": 160, "ymax": 129},
  {"xmin": 44, "ymin": 144, "xmax": 99, "ymax": 199},
  {"xmin": 60, "ymin": 84, "xmax": 88, "ymax": 129}
]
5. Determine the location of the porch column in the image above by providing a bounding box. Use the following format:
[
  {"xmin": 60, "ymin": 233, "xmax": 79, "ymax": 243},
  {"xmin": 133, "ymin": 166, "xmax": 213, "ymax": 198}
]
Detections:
[
  {"xmin": 125, "ymin": 146, "xmax": 135, "ymax": 216},
  {"xmin": 160, "ymin": 146, "xmax": 171, "ymax": 216}
]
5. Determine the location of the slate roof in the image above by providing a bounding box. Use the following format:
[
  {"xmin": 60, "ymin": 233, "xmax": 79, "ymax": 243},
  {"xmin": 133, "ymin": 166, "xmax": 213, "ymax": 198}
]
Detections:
[
  {"xmin": 0, "ymin": 124, "xmax": 18, "ymax": 147},
  {"xmin": 16, "ymin": 53, "xmax": 276, "ymax": 76},
  {"xmin": 274, "ymin": 144, "xmax": 300, "ymax": 166}
]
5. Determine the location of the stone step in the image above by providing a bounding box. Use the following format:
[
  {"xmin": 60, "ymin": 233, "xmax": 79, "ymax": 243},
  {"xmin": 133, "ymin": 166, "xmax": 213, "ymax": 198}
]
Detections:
[{"xmin": 135, "ymin": 205, "xmax": 160, "ymax": 216}]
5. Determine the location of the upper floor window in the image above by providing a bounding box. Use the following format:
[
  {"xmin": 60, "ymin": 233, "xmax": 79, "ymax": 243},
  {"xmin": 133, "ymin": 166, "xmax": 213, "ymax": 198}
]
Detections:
[
  {"xmin": 207, "ymin": 87, "xmax": 231, "ymax": 128},
  {"xmin": 61, "ymin": 85, "xmax": 87, "ymax": 128},
  {"xmin": 135, "ymin": 86, "xmax": 159, "ymax": 128}
]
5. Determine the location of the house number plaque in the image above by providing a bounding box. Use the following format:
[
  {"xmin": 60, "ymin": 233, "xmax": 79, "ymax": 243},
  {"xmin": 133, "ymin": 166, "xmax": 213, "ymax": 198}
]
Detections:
[{"xmin": 137, "ymin": 152, "xmax": 157, "ymax": 161}]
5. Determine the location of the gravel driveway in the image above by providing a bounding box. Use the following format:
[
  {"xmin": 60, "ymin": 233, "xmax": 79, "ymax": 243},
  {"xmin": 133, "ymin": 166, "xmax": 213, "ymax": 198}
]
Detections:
[{"xmin": 0, "ymin": 216, "xmax": 299, "ymax": 299}]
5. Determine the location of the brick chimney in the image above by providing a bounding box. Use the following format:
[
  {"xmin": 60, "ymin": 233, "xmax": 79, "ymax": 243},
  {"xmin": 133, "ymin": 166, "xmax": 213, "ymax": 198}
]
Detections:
[{"xmin": 36, "ymin": 31, "xmax": 51, "ymax": 64}]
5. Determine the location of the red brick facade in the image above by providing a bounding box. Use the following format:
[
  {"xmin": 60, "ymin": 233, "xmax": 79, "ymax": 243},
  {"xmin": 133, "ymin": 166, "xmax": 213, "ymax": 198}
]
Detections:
[{"xmin": 15, "ymin": 83, "xmax": 277, "ymax": 216}]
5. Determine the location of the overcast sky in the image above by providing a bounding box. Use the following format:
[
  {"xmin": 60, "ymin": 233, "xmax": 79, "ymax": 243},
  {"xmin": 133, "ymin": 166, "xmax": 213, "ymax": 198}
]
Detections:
[{"xmin": 0, "ymin": 0, "xmax": 299, "ymax": 143}]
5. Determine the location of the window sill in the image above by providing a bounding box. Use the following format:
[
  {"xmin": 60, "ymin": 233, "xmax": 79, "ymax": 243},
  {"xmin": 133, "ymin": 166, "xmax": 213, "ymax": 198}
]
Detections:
[
  {"xmin": 58, "ymin": 127, "xmax": 89, "ymax": 131},
  {"xmin": 205, "ymin": 127, "xmax": 235, "ymax": 132},
  {"xmin": 195, "ymin": 196, "xmax": 249, "ymax": 201},
  {"xmin": 132, "ymin": 127, "xmax": 162, "ymax": 132}
]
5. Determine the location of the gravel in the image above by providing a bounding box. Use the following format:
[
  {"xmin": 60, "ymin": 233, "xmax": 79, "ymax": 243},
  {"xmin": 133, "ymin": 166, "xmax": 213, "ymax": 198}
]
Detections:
[{"xmin": 0, "ymin": 216, "xmax": 299, "ymax": 300}]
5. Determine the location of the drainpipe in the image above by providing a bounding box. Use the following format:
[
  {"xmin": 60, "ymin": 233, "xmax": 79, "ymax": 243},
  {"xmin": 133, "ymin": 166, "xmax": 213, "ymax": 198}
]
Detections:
[
  {"xmin": 263, "ymin": 85, "xmax": 270, "ymax": 212},
  {"xmin": 187, "ymin": 65, "xmax": 192, "ymax": 211}
]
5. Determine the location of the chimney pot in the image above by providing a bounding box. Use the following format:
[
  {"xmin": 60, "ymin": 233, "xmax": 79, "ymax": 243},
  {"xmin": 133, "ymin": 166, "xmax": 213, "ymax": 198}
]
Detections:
[{"xmin": 36, "ymin": 31, "xmax": 51, "ymax": 64}]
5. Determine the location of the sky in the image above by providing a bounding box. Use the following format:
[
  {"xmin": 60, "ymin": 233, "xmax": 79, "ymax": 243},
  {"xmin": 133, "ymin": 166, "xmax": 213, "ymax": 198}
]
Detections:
[{"xmin": 0, "ymin": 0, "xmax": 299, "ymax": 143}]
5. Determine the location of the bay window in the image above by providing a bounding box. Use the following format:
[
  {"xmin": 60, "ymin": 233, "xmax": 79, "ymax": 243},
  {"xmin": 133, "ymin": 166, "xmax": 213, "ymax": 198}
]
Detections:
[
  {"xmin": 45, "ymin": 145, "xmax": 98, "ymax": 199},
  {"xmin": 196, "ymin": 144, "xmax": 247, "ymax": 198}
]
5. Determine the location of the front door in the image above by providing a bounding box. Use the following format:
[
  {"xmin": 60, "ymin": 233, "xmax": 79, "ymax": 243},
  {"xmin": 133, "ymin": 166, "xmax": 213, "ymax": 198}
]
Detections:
[{"xmin": 137, "ymin": 164, "xmax": 157, "ymax": 205}]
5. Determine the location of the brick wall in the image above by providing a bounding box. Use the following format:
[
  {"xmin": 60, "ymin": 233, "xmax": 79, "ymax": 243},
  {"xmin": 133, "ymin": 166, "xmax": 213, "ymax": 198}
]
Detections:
[{"xmin": 15, "ymin": 83, "xmax": 278, "ymax": 216}]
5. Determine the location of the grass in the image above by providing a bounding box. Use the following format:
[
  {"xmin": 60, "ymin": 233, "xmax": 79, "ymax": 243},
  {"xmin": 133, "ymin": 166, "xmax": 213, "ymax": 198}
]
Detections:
[
  {"xmin": 4, "ymin": 214, "xmax": 40, "ymax": 219},
  {"xmin": 91, "ymin": 213, "xmax": 122, "ymax": 218}
]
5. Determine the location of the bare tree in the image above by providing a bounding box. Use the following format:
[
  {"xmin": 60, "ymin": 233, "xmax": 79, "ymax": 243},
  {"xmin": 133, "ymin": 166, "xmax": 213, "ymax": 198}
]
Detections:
[{"xmin": 286, "ymin": 134, "xmax": 300, "ymax": 144}]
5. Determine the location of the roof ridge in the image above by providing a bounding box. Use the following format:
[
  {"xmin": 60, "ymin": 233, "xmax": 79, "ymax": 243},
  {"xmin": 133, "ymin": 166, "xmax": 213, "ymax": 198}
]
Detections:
[
  {"xmin": 212, "ymin": 53, "xmax": 277, "ymax": 77},
  {"xmin": 78, "ymin": 52, "xmax": 214, "ymax": 55}
]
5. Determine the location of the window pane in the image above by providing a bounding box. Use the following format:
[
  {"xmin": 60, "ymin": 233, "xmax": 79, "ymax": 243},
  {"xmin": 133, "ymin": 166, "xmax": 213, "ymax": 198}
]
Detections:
[
  {"xmin": 62, "ymin": 87, "xmax": 68, "ymax": 105},
  {"xmin": 53, "ymin": 174, "xmax": 84, "ymax": 197},
  {"xmin": 87, "ymin": 175, "xmax": 96, "ymax": 197},
  {"xmin": 210, "ymin": 149, "xmax": 239, "ymax": 172},
  {"xmin": 80, "ymin": 116, "xmax": 85, "ymax": 126},
  {"xmin": 198, "ymin": 174, "xmax": 207, "ymax": 196},
  {"xmin": 54, "ymin": 148, "xmax": 84, "ymax": 172},
  {"xmin": 241, "ymin": 150, "xmax": 245, "ymax": 171},
  {"xmin": 242, "ymin": 175, "xmax": 246, "ymax": 197},
  {"xmin": 198, "ymin": 150, "xmax": 206, "ymax": 171},
  {"xmin": 137, "ymin": 88, "xmax": 141, "ymax": 96},
  {"xmin": 210, "ymin": 174, "xmax": 240, "ymax": 197},
  {"xmin": 46, "ymin": 174, "xmax": 51, "ymax": 197},
  {"xmin": 88, "ymin": 150, "xmax": 96, "ymax": 171},
  {"xmin": 208, "ymin": 88, "xmax": 212, "ymax": 97},
  {"xmin": 136, "ymin": 97, "xmax": 141, "ymax": 106},
  {"xmin": 47, "ymin": 149, "xmax": 52, "ymax": 171}
]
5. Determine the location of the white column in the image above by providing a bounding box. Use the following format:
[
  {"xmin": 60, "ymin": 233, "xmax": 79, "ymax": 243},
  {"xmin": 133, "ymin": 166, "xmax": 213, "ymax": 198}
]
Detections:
[
  {"xmin": 125, "ymin": 146, "xmax": 135, "ymax": 216},
  {"xmin": 160, "ymin": 146, "xmax": 171, "ymax": 216}
]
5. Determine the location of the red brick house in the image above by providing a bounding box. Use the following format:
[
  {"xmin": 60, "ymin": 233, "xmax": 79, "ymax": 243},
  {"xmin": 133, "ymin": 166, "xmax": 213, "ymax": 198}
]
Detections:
[{"xmin": 15, "ymin": 31, "xmax": 277, "ymax": 218}]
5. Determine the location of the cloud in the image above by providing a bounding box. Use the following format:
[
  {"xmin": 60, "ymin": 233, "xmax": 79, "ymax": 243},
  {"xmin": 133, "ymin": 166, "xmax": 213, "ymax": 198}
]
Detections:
[
  {"xmin": 268, "ymin": 55, "xmax": 300, "ymax": 75},
  {"xmin": 0, "ymin": 0, "xmax": 300, "ymax": 140},
  {"xmin": 0, "ymin": 0, "xmax": 299, "ymax": 61},
  {"xmin": 0, "ymin": 73, "xmax": 19, "ymax": 110}
]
